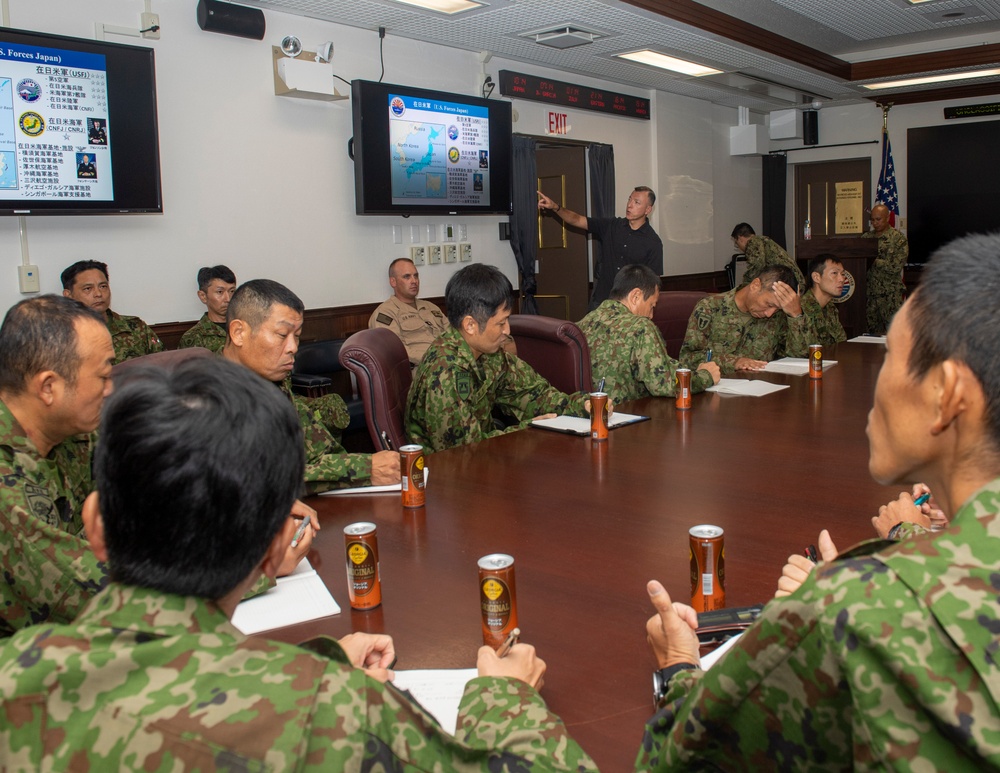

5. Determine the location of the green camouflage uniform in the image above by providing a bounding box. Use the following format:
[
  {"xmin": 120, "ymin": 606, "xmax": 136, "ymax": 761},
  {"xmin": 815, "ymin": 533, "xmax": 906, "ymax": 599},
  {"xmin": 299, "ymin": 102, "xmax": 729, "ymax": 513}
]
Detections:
[
  {"xmin": 742, "ymin": 235, "xmax": 805, "ymax": 289},
  {"xmin": 636, "ymin": 477, "xmax": 1000, "ymax": 771},
  {"xmin": 406, "ymin": 326, "xmax": 588, "ymax": 453},
  {"xmin": 105, "ymin": 308, "xmax": 163, "ymax": 364},
  {"xmin": 579, "ymin": 300, "xmax": 712, "ymax": 403},
  {"xmin": 678, "ymin": 289, "xmax": 811, "ymax": 376},
  {"xmin": 0, "ymin": 583, "xmax": 598, "ymax": 771},
  {"xmin": 800, "ymin": 289, "xmax": 847, "ymax": 347},
  {"xmin": 278, "ymin": 380, "xmax": 373, "ymax": 493},
  {"xmin": 863, "ymin": 227, "xmax": 908, "ymax": 335},
  {"xmin": 178, "ymin": 313, "xmax": 227, "ymax": 353},
  {"xmin": 0, "ymin": 400, "xmax": 107, "ymax": 638}
]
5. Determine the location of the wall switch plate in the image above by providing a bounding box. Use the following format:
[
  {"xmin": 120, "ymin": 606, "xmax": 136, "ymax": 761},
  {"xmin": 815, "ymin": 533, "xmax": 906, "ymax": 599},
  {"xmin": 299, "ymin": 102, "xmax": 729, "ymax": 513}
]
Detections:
[
  {"xmin": 18, "ymin": 264, "xmax": 40, "ymax": 293},
  {"xmin": 392, "ymin": 225, "xmax": 402, "ymax": 244},
  {"xmin": 443, "ymin": 223, "xmax": 456, "ymax": 242},
  {"xmin": 425, "ymin": 224, "xmax": 437, "ymax": 243},
  {"xmin": 410, "ymin": 225, "xmax": 421, "ymax": 244},
  {"xmin": 458, "ymin": 224, "xmax": 468, "ymax": 240},
  {"xmin": 459, "ymin": 243, "xmax": 472, "ymax": 262},
  {"xmin": 410, "ymin": 245, "xmax": 426, "ymax": 265},
  {"xmin": 443, "ymin": 244, "xmax": 458, "ymax": 263},
  {"xmin": 427, "ymin": 244, "xmax": 442, "ymax": 265}
]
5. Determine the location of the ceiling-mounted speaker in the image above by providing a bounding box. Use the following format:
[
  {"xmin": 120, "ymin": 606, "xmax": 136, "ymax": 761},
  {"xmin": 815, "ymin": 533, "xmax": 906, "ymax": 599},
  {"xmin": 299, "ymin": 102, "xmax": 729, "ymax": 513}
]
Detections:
[
  {"xmin": 803, "ymin": 109, "xmax": 819, "ymax": 146},
  {"xmin": 197, "ymin": 0, "xmax": 265, "ymax": 40}
]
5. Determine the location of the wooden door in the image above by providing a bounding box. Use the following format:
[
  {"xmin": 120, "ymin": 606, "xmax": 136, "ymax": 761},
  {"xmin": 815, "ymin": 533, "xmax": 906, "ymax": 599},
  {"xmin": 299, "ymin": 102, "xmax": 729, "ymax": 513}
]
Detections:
[{"xmin": 794, "ymin": 159, "xmax": 871, "ymax": 254}]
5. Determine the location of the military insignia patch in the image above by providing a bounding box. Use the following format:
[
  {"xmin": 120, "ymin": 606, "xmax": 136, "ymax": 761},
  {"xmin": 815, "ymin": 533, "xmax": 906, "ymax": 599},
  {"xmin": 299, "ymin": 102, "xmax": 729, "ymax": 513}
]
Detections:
[
  {"xmin": 25, "ymin": 483, "xmax": 58, "ymax": 526},
  {"xmin": 456, "ymin": 371, "xmax": 472, "ymax": 400},
  {"xmin": 376, "ymin": 313, "xmax": 393, "ymax": 326}
]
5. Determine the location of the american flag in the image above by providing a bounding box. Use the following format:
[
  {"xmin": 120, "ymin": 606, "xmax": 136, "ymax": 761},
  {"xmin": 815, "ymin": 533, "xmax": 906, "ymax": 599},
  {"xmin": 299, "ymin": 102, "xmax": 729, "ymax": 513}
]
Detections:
[{"xmin": 876, "ymin": 127, "xmax": 899, "ymax": 227}]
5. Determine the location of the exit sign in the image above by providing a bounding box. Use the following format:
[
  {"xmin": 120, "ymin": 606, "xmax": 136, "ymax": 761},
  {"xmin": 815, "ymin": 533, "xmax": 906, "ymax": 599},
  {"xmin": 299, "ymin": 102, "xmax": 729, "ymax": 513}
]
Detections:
[{"xmin": 548, "ymin": 112, "xmax": 569, "ymax": 135}]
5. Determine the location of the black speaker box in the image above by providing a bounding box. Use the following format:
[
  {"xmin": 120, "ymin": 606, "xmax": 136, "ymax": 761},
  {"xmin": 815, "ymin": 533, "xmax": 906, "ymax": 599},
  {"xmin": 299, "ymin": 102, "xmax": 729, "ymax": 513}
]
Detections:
[
  {"xmin": 803, "ymin": 110, "xmax": 819, "ymax": 146},
  {"xmin": 197, "ymin": 0, "xmax": 266, "ymax": 40}
]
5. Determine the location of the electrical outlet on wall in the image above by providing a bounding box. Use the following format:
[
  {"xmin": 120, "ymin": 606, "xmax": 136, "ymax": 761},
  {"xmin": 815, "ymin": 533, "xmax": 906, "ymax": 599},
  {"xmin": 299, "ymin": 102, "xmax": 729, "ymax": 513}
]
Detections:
[
  {"xmin": 427, "ymin": 244, "xmax": 442, "ymax": 265},
  {"xmin": 410, "ymin": 245, "xmax": 426, "ymax": 265}
]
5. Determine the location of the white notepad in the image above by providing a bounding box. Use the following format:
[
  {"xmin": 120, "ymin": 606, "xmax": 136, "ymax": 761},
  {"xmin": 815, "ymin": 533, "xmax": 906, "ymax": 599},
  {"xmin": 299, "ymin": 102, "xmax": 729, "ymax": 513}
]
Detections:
[
  {"xmin": 319, "ymin": 468, "xmax": 429, "ymax": 496},
  {"xmin": 763, "ymin": 357, "xmax": 838, "ymax": 376},
  {"xmin": 847, "ymin": 335, "xmax": 886, "ymax": 344},
  {"xmin": 706, "ymin": 379, "xmax": 790, "ymax": 397},
  {"xmin": 391, "ymin": 668, "xmax": 478, "ymax": 736},
  {"xmin": 231, "ymin": 558, "xmax": 341, "ymax": 635},
  {"xmin": 531, "ymin": 412, "xmax": 649, "ymax": 436}
]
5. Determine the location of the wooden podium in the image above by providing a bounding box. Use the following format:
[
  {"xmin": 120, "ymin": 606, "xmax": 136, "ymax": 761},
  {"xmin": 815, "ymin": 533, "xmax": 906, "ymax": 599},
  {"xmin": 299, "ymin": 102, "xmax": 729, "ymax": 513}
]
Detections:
[{"xmin": 796, "ymin": 237, "xmax": 876, "ymax": 339}]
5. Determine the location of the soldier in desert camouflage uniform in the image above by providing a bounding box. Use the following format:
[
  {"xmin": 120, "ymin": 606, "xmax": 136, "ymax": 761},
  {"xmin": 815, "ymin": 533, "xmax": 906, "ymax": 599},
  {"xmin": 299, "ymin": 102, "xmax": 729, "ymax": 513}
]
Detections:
[
  {"xmin": 61, "ymin": 260, "xmax": 163, "ymax": 364},
  {"xmin": 222, "ymin": 278, "xmax": 399, "ymax": 491},
  {"xmin": 732, "ymin": 222, "xmax": 806, "ymax": 289},
  {"xmin": 0, "ymin": 356, "xmax": 598, "ymax": 772},
  {"xmin": 178, "ymin": 264, "xmax": 237, "ymax": 352},
  {"xmin": 638, "ymin": 232, "xmax": 1000, "ymax": 770},
  {"xmin": 579, "ymin": 264, "xmax": 719, "ymax": 403},
  {"xmin": 800, "ymin": 254, "xmax": 848, "ymax": 347},
  {"xmin": 679, "ymin": 264, "xmax": 811, "ymax": 375},
  {"xmin": 863, "ymin": 203, "xmax": 909, "ymax": 335},
  {"xmin": 0, "ymin": 296, "xmax": 113, "ymax": 638},
  {"xmin": 406, "ymin": 263, "xmax": 589, "ymax": 453}
]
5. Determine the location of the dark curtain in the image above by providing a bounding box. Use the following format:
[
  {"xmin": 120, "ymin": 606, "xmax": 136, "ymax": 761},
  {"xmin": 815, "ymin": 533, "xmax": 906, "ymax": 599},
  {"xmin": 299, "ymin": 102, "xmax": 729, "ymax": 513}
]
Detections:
[
  {"xmin": 588, "ymin": 142, "xmax": 615, "ymax": 219},
  {"xmin": 762, "ymin": 153, "xmax": 787, "ymax": 249},
  {"xmin": 509, "ymin": 135, "xmax": 539, "ymax": 314}
]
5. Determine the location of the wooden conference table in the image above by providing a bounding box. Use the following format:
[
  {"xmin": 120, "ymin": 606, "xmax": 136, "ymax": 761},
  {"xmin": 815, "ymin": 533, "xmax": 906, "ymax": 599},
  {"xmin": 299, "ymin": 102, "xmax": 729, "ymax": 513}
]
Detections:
[{"xmin": 269, "ymin": 341, "xmax": 897, "ymax": 770}]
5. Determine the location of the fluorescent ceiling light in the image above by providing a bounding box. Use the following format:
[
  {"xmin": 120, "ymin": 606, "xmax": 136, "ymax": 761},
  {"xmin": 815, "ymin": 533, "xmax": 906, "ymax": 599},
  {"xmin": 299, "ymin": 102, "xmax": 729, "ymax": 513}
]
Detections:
[
  {"xmin": 388, "ymin": 0, "xmax": 483, "ymax": 13},
  {"xmin": 617, "ymin": 50, "xmax": 721, "ymax": 77},
  {"xmin": 905, "ymin": 1, "xmax": 936, "ymax": 4},
  {"xmin": 862, "ymin": 68, "xmax": 1000, "ymax": 90}
]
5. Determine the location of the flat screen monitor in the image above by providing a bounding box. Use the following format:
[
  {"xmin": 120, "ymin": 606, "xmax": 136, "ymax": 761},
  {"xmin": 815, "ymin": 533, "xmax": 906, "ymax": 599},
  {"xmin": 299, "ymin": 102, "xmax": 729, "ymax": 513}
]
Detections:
[
  {"xmin": 0, "ymin": 27, "xmax": 162, "ymax": 215},
  {"xmin": 351, "ymin": 79, "xmax": 511, "ymax": 216}
]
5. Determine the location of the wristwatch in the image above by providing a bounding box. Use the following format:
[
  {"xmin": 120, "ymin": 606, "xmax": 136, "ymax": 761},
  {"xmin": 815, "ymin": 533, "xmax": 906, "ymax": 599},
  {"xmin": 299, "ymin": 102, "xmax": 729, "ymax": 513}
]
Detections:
[{"xmin": 652, "ymin": 663, "xmax": 698, "ymax": 705}]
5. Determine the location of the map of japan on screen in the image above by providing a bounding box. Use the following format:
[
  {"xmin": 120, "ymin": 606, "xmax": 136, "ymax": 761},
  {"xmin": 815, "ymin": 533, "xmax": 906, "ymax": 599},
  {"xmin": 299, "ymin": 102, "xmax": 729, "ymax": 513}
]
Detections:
[
  {"xmin": 389, "ymin": 93, "xmax": 490, "ymax": 207},
  {"xmin": 0, "ymin": 42, "xmax": 114, "ymax": 202}
]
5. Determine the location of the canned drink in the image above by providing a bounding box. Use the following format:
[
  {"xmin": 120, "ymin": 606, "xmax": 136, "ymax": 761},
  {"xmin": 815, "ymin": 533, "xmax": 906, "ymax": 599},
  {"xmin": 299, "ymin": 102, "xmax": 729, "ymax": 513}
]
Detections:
[
  {"xmin": 809, "ymin": 344, "xmax": 823, "ymax": 379},
  {"xmin": 478, "ymin": 553, "xmax": 518, "ymax": 649},
  {"xmin": 399, "ymin": 444, "xmax": 425, "ymax": 508},
  {"xmin": 589, "ymin": 392, "xmax": 609, "ymax": 441},
  {"xmin": 675, "ymin": 369, "xmax": 692, "ymax": 410},
  {"xmin": 344, "ymin": 522, "xmax": 381, "ymax": 610},
  {"xmin": 689, "ymin": 525, "xmax": 725, "ymax": 612}
]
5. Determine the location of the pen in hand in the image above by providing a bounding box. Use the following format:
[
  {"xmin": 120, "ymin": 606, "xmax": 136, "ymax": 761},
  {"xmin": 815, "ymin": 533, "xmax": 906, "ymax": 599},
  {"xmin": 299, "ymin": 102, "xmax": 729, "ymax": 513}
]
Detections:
[
  {"xmin": 913, "ymin": 493, "xmax": 930, "ymax": 507},
  {"xmin": 380, "ymin": 430, "xmax": 395, "ymax": 451},
  {"xmin": 804, "ymin": 544, "xmax": 818, "ymax": 564},
  {"xmin": 496, "ymin": 627, "xmax": 520, "ymax": 658},
  {"xmin": 290, "ymin": 517, "xmax": 310, "ymax": 548},
  {"xmin": 597, "ymin": 378, "xmax": 606, "ymax": 393},
  {"xmin": 706, "ymin": 349, "xmax": 713, "ymax": 363}
]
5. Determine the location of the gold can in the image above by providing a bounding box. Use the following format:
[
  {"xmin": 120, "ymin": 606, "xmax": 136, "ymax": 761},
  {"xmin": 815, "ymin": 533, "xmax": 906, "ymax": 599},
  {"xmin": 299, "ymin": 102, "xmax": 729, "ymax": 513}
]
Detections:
[
  {"xmin": 344, "ymin": 522, "xmax": 381, "ymax": 610},
  {"xmin": 399, "ymin": 444, "xmax": 425, "ymax": 508},
  {"xmin": 590, "ymin": 392, "xmax": 609, "ymax": 441},
  {"xmin": 478, "ymin": 553, "xmax": 518, "ymax": 649},
  {"xmin": 689, "ymin": 525, "xmax": 725, "ymax": 612},
  {"xmin": 675, "ymin": 368, "xmax": 692, "ymax": 410},
  {"xmin": 809, "ymin": 344, "xmax": 823, "ymax": 380}
]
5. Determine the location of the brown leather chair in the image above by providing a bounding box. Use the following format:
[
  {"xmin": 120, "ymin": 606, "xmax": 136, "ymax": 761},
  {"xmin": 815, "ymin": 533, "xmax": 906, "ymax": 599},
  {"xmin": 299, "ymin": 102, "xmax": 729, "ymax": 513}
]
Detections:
[
  {"xmin": 508, "ymin": 314, "xmax": 592, "ymax": 394},
  {"xmin": 339, "ymin": 328, "xmax": 412, "ymax": 452},
  {"xmin": 111, "ymin": 346, "xmax": 213, "ymax": 384},
  {"xmin": 653, "ymin": 291, "xmax": 708, "ymax": 359}
]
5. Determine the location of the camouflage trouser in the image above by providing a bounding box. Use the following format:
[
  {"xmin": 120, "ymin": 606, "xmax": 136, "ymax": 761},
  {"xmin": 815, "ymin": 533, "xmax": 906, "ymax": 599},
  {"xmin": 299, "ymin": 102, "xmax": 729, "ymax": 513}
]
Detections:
[{"xmin": 867, "ymin": 292, "xmax": 902, "ymax": 335}]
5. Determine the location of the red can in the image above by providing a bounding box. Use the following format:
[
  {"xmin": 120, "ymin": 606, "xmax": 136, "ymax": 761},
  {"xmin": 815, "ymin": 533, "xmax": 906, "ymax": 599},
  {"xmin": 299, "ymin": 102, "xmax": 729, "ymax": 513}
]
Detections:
[
  {"xmin": 675, "ymin": 369, "xmax": 692, "ymax": 410},
  {"xmin": 400, "ymin": 444, "xmax": 425, "ymax": 508},
  {"xmin": 590, "ymin": 392, "xmax": 609, "ymax": 441},
  {"xmin": 689, "ymin": 525, "xmax": 725, "ymax": 612},
  {"xmin": 478, "ymin": 553, "xmax": 518, "ymax": 649},
  {"xmin": 344, "ymin": 522, "xmax": 381, "ymax": 610},
  {"xmin": 809, "ymin": 344, "xmax": 823, "ymax": 380}
]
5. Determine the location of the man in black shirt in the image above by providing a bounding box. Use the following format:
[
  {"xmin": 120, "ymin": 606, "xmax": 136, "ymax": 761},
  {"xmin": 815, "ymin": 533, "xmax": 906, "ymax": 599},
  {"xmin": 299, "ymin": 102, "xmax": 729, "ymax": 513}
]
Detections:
[{"xmin": 538, "ymin": 186, "xmax": 663, "ymax": 310}]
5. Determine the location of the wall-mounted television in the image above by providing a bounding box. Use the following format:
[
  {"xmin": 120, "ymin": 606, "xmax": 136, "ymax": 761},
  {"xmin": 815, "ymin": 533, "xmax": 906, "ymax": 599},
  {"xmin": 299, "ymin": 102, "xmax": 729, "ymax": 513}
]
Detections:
[
  {"xmin": 0, "ymin": 27, "xmax": 162, "ymax": 215},
  {"xmin": 351, "ymin": 79, "xmax": 511, "ymax": 216}
]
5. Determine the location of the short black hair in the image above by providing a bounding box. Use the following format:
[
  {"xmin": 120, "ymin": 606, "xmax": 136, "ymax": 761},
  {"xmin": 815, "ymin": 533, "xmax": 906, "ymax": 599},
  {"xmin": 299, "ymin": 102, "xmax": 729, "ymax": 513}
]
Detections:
[
  {"xmin": 61, "ymin": 260, "xmax": 109, "ymax": 291},
  {"xmin": 634, "ymin": 186, "xmax": 656, "ymax": 206},
  {"xmin": 0, "ymin": 295, "xmax": 103, "ymax": 394},
  {"xmin": 227, "ymin": 279, "xmax": 304, "ymax": 330},
  {"xmin": 755, "ymin": 264, "xmax": 799, "ymax": 293},
  {"xmin": 610, "ymin": 264, "xmax": 660, "ymax": 301},
  {"xmin": 731, "ymin": 223, "xmax": 755, "ymax": 240},
  {"xmin": 95, "ymin": 357, "xmax": 305, "ymax": 598},
  {"xmin": 445, "ymin": 264, "xmax": 513, "ymax": 329},
  {"xmin": 805, "ymin": 254, "xmax": 842, "ymax": 291},
  {"xmin": 197, "ymin": 265, "xmax": 237, "ymax": 292},
  {"xmin": 907, "ymin": 232, "xmax": 1000, "ymax": 447}
]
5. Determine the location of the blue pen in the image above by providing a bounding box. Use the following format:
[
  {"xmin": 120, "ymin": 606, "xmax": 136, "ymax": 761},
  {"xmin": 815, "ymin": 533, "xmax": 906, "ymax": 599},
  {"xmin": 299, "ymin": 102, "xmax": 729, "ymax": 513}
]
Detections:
[
  {"xmin": 913, "ymin": 493, "xmax": 930, "ymax": 507},
  {"xmin": 597, "ymin": 377, "xmax": 606, "ymax": 393},
  {"xmin": 706, "ymin": 349, "xmax": 713, "ymax": 363}
]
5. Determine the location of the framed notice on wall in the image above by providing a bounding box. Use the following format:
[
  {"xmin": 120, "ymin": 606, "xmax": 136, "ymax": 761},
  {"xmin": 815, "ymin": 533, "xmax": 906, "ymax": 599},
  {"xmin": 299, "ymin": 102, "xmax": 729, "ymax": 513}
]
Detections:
[{"xmin": 835, "ymin": 181, "xmax": 864, "ymax": 233}]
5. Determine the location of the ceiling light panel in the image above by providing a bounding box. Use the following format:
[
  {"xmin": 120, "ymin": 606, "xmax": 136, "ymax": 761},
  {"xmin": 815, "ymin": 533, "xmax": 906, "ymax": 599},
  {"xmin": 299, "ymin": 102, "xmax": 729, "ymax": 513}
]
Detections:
[
  {"xmin": 617, "ymin": 50, "xmax": 722, "ymax": 76},
  {"xmin": 861, "ymin": 66, "xmax": 1000, "ymax": 88},
  {"xmin": 388, "ymin": 0, "xmax": 483, "ymax": 13}
]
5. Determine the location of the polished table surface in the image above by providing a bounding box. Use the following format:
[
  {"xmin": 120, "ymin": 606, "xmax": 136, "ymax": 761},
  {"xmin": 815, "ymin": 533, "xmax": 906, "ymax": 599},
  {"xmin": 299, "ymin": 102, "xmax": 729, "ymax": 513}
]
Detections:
[{"xmin": 268, "ymin": 342, "xmax": 896, "ymax": 770}]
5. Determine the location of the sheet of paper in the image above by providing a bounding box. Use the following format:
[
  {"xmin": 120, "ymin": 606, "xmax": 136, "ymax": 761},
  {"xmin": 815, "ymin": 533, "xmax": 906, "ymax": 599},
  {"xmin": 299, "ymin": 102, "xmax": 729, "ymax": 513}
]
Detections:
[
  {"xmin": 706, "ymin": 379, "xmax": 790, "ymax": 397},
  {"xmin": 391, "ymin": 668, "xmax": 478, "ymax": 736},
  {"xmin": 320, "ymin": 469, "xmax": 428, "ymax": 496},
  {"xmin": 763, "ymin": 357, "xmax": 838, "ymax": 376},
  {"xmin": 531, "ymin": 412, "xmax": 647, "ymax": 435},
  {"xmin": 700, "ymin": 631, "xmax": 744, "ymax": 669},
  {"xmin": 847, "ymin": 335, "xmax": 886, "ymax": 344},
  {"xmin": 231, "ymin": 558, "xmax": 341, "ymax": 635}
]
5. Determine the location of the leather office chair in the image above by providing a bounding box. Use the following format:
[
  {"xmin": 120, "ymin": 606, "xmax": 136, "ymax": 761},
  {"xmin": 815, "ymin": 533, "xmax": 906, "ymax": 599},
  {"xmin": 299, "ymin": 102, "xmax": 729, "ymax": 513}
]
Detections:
[
  {"xmin": 652, "ymin": 291, "xmax": 708, "ymax": 359},
  {"xmin": 292, "ymin": 339, "xmax": 366, "ymax": 433},
  {"xmin": 111, "ymin": 346, "xmax": 213, "ymax": 383},
  {"xmin": 339, "ymin": 328, "xmax": 413, "ymax": 452},
  {"xmin": 507, "ymin": 314, "xmax": 593, "ymax": 394}
]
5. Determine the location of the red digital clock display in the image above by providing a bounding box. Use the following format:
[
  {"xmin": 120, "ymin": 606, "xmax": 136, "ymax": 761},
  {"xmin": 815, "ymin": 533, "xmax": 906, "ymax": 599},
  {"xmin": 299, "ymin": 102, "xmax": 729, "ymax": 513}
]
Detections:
[{"xmin": 499, "ymin": 70, "xmax": 650, "ymax": 120}]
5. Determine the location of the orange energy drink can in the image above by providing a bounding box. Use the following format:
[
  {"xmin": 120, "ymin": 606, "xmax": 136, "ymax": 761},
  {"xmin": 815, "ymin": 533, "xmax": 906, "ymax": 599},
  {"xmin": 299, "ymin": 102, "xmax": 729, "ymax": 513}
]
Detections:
[
  {"xmin": 675, "ymin": 368, "xmax": 692, "ymax": 410},
  {"xmin": 689, "ymin": 525, "xmax": 725, "ymax": 612},
  {"xmin": 399, "ymin": 444, "xmax": 425, "ymax": 508},
  {"xmin": 344, "ymin": 522, "xmax": 381, "ymax": 610},
  {"xmin": 809, "ymin": 344, "xmax": 823, "ymax": 379},
  {"xmin": 478, "ymin": 553, "xmax": 518, "ymax": 649},
  {"xmin": 590, "ymin": 392, "xmax": 609, "ymax": 441}
]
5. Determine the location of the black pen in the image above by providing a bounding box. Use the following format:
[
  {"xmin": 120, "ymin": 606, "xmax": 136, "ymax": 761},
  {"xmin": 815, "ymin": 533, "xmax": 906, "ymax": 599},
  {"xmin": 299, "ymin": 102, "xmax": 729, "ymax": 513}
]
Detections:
[
  {"xmin": 804, "ymin": 544, "xmax": 818, "ymax": 564},
  {"xmin": 381, "ymin": 430, "xmax": 395, "ymax": 450},
  {"xmin": 496, "ymin": 627, "xmax": 520, "ymax": 658}
]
